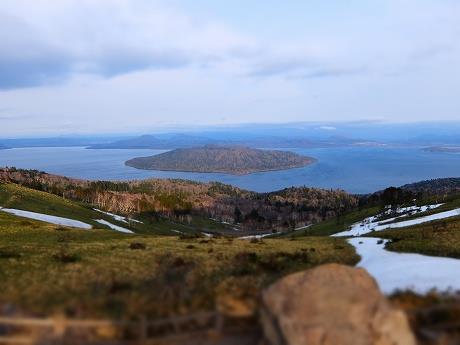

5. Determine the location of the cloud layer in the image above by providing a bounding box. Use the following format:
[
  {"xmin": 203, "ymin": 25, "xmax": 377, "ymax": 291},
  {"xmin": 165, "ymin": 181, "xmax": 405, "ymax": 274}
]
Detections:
[
  {"xmin": 0, "ymin": 0, "xmax": 256, "ymax": 89},
  {"xmin": 0, "ymin": 0, "xmax": 459, "ymax": 135}
]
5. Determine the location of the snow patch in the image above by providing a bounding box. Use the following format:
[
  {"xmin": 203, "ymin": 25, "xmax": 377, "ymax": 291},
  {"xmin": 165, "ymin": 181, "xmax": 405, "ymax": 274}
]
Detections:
[
  {"xmin": 94, "ymin": 219, "xmax": 133, "ymax": 234},
  {"xmin": 238, "ymin": 233, "xmax": 273, "ymax": 240},
  {"xmin": 332, "ymin": 204, "xmax": 452, "ymax": 237},
  {"xmin": 0, "ymin": 207, "xmax": 92, "ymax": 229},
  {"xmin": 349, "ymin": 237, "xmax": 460, "ymax": 294},
  {"xmin": 93, "ymin": 208, "xmax": 143, "ymax": 224},
  {"xmin": 294, "ymin": 224, "xmax": 312, "ymax": 231}
]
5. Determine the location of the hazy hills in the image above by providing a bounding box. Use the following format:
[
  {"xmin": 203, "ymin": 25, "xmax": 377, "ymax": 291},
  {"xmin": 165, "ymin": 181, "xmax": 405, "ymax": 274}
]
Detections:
[
  {"xmin": 125, "ymin": 146, "xmax": 315, "ymax": 175},
  {"xmin": 5, "ymin": 122, "xmax": 460, "ymax": 150},
  {"xmin": 0, "ymin": 137, "xmax": 121, "ymax": 148},
  {"xmin": 88, "ymin": 134, "xmax": 337, "ymax": 149},
  {"xmin": 88, "ymin": 134, "xmax": 221, "ymax": 149},
  {"xmin": 424, "ymin": 146, "xmax": 460, "ymax": 153}
]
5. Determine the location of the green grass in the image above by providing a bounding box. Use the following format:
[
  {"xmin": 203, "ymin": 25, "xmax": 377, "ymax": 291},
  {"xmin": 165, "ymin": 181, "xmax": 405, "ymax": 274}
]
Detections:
[
  {"xmin": 0, "ymin": 183, "xmax": 103, "ymax": 225},
  {"xmin": 0, "ymin": 182, "xmax": 229, "ymax": 236},
  {"xmin": 186, "ymin": 216, "xmax": 238, "ymax": 232},
  {"xmin": 367, "ymin": 216, "xmax": 460, "ymax": 259},
  {"xmin": 0, "ymin": 211, "xmax": 359, "ymax": 319},
  {"xmin": 280, "ymin": 206, "xmax": 381, "ymax": 237},
  {"xmin": 283, "ymin": 195, "xmax": 460, "ymax": 238}
]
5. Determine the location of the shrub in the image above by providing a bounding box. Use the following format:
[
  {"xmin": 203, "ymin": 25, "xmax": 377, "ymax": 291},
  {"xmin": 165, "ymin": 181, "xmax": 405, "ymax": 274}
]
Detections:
[
  {"xmin": 129, "ymin": 242, "xmax": 146, "ymax": 250},
  {"xmin": 0, "ymin": 248, "xmax": 21, "ymax": 259},
  {"xmin": 179, "ymin": 233, "xmax": 202, "ymax": 240},
  {"xmin": 19, "ymin": 220, "xmax": 33, "ymax": 226},
  {"xmin": 52, "ymin": 249, "xmax": 81, "ymax": 263}
]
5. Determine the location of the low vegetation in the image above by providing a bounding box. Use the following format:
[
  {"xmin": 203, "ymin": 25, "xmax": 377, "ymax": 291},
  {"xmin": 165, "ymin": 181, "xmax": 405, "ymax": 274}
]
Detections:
[
  {"xmin": 281, "ymin": 206, "xmax": 381, "ymax": 237},
  {"xmin": 0, "ymin": 212, "xmax": 358, "ymax": 319},
  {"xmin": 368, "ymin": 216, "xmax": 460, "ymax": 259}
]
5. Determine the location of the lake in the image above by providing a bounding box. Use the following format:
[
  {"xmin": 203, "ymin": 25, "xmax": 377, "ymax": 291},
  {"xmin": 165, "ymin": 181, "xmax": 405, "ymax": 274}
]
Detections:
[{"xmin": 1, "ymin": 146, "xmax": 460, "ymax": 194}]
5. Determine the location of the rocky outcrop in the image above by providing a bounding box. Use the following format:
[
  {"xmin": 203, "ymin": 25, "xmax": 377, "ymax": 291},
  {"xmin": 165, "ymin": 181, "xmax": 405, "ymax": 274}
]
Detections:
[{"xmin": 261, "ymin": 264, "xmax": 416, "ymax": 345}]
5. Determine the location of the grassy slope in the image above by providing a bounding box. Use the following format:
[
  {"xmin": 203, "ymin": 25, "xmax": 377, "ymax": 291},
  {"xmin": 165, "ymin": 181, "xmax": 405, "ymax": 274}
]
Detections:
[
  {"xmin": 284, "ymin": 194, "xmax": 460, "ymax": 239},
  {"xmin": 0, "ymin": 183, "xmax": 103, "ymax": 226},
  {"xmin": 0, "ymin": 182, "xmax": 231, "ymax": 235},
  {"xmin": 380, "ymin": 198, "xmax": 460, "ymax": 225},
  {"xmin": 280, "ymin": 206, "xmax": 381, "ymax": 237},
  {"xmin": 367, "ymin": 216, "xmax": 460, "ymax": 259},
  {"xmin": 0, "ymin": 211, "xmax": 358, "ymax": 318}
]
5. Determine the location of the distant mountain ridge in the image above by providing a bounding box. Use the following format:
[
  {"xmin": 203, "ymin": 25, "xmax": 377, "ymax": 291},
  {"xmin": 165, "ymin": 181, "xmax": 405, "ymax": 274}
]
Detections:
[
  {"xmin": 424, "ymin": 146, "xmax": 460, "ymax": 153},
  {"xmin": 88, "ymin": 134, "xmax": 222, "ymax": 149},
  {"xmin": 400, "ymin": 178, "xmax": 460, "ymax": 196},
  {"xmin": 87, "ymin": 133, "xmax": 374, "ymax": 149},
  {"xmin": 125, "ymin": 146, "xmax": 315, "ymax": 175},
  {"xmin": 0, "ymin": 137, "xmax": 122, "ymax": 148}
]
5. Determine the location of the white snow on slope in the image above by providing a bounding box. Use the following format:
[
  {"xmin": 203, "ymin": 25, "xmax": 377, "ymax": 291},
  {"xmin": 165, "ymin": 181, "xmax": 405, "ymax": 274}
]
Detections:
[
  {"xmin": 238, "ymin": 233, "xmax": 273, "ymax": 240},
  {"xmin": 389, "ymin": 204, "xmax": 443, "ymax": 215},
  {"xmin": 294, "ymin": 224, "xmax": 312, "ymax": 231},
  {"xmin": 349, "ymin": 237, "xmax": 460, "ymax": 294},
  {"xmin": 94, "ymin": 219, "xmax": 133, "ymax": 234},
  {"xmin": 332, "ymin": 204, "xmax": 457, "ymax": 237},
  {"xmin": 93, "ymin": 208, "xmax": 143, "ymax": 224},
  {"xmin": 0, "ymin": 207, "xmax": 92, "ymax": 229}
]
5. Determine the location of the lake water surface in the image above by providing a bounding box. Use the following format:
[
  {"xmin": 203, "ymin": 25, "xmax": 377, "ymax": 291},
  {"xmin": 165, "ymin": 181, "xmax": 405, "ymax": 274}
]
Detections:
[{"xmin": 1, "ymin": 146, "xmax": 460, "ymax": 194}]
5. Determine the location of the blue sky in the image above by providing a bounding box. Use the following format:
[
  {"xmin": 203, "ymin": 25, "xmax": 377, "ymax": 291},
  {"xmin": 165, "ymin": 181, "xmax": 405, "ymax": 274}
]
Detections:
[{"xmin": 0, "ymin": 0, "xmax": 459, "ymax": 135}]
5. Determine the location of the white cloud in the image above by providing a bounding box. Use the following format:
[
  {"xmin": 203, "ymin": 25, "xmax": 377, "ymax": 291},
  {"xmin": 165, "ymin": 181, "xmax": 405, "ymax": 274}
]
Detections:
[
  {"xmin": 0, "ymin": 0, "xmax": 256, "ymax": 88},
  {"xmin": 0, "ymin": 0, "xmax": 460, "ymax": 134}
]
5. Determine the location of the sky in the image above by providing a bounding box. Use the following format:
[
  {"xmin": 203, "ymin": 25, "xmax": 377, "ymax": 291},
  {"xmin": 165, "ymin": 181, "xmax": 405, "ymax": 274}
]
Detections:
[{"xmin": 1, "ymin": 0, "xmax": 459, "ymax": 136}]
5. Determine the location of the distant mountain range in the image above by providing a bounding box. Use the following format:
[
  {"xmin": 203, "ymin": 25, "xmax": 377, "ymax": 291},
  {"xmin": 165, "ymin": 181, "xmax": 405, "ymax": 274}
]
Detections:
[
  {"xmin": 88, "ymin": 134, "xmax": 221, "ymax": 149},
  {"xmin": 87, "ymin": 133, "xmax": 375, "ymax": 150},
  {"xmin": 4, "ymin": 121, "xmax": 460, "ymax": 149},
  {"xmin": 424, "ymin": 146, "xmax": 460, "ymax": 153},
  {"xmin": 125, "ymin": 146, "xmax": 315, "ymax": 175},
  {"xmin": 0, "ymin": 137, "xmax": 122, "ymax": 148}
]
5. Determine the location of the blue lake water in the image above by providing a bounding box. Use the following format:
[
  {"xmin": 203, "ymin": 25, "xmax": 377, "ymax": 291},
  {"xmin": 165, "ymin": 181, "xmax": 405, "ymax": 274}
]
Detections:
[{"xmin": 0, "ymin": 146, "xmax": 460, "ymax": 194}]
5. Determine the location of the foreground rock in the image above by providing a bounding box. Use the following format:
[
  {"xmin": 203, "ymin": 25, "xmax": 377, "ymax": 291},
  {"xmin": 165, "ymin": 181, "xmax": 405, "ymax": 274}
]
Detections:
[{"xmin": 261, "ymin": 264, "xmax": 416, "ymax": 345}]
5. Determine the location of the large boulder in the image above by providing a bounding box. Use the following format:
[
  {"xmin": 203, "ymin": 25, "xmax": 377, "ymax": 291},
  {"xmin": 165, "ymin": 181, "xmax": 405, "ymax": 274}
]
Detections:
[{"xmin": 261, "ymin": 264, "xmax": 416, "ymax": 345}]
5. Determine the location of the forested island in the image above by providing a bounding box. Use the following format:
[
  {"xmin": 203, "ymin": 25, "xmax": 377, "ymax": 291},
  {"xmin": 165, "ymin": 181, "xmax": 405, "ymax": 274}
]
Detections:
[{"xmin": 125, "ymin": 146, "xmax": 315, "ymax": 175}]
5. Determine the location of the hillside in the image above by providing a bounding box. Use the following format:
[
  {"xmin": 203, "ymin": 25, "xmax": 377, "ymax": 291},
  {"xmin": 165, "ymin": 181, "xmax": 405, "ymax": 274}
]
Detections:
[
  {"xmin": 125, "ymin": 146, "xmax": 315, "ymax": 175},
  {"xmin": 400, "ymin": 178, "xmax": 460, "ymax": 196},
  {"xmin": 0, "ymin": 183, "xmax": 155, "ymax": 234},
  {"xmin": 0, "ymin": 167, "xmax": 357, "ymax": 232}
]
